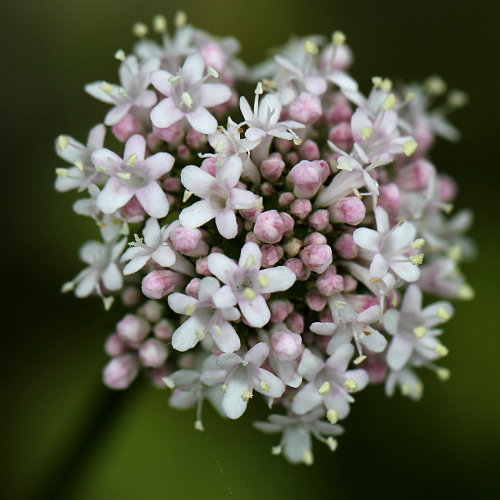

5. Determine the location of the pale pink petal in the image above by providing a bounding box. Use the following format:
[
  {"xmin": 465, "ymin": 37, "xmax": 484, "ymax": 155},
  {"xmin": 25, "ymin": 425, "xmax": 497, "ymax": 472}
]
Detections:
[
  {"xmin": 97, "ymin": 177, "xmax": 134, "ymax": 214},
  {"xmin": 198, "ymin": 276, "xmax": 220, "ymax": 302},
  {"xmin": 102, "ymin": 263, "xmax": 123, "ymax": 291},
  {"xmin": 239, "ymin": 96, "xmax": 254, "ymax": 122},
  {"xmin": 217, "ymin": 155, "xmax": 242, "ymax": 189},
  {"xmin": 183, "ymin": 53, "xmax": 205, "ymax": 83},
  {"xmin": 91, "ymin": 148, "xmax": 122, "ymax": 174},
  {"xmin": 387, "ymin": 335, "xmax": 413, "ymax": 370},
  {"xmin": 104, "ymin": 103, "xmax": 132, "ymax": 126},
  {"xmin": 172, "ymin": 316, "xmax": 203, "ymax": 352},
  {"xmin": 244, "ymin": 342, "xmax": 269, "ymax": 367},
  {"xmin": 326, "ymin": 343, "xmax": 354, "ymax": 372},
  {"xmin": 179, "ymin": 200, "xmax": 217, "ymax": 228},
  {"xmin": 211, "ymin": 321, "xmax": 241, "ymax": 353},
  {"xmin": 135, "ymin": 182, "xmax": 169, "ymax": 218},
  {"xmin": 375, "ymin": 206, "xmax": 390, "ymax": 233},
  {"xmin": 310, "ymin": 322, "xmax": 337, "ymax": 336},
  {"xmin": 150, "ymin": 69, "xmax": 173, "ymax": 96},
  {"xmin": 123, "ymin": 255, "xmax": 150, "ymax": 275},
  {"xmin": 167, "ymin": 293, "xmax": 197, "ymax": 315},
  {"xmin": 150, "ymin": 97, "xmax": 183, "ymax": 129},
  {"xmin": 357, "ymin": 305, "xmax": 381, "ymax": 324},
  {"xmin": 201, "ymin": 83, "xmax": 231, "ymax": 107},
  {"xmin": 143, "ymin": 152, "xmax": 175, "ymax": 179},
  {"xmin": 379, "ymin": 109, "xmax": 398, "ymax": 136},
  {"xmin": 185, "ymin": 107, "xmax": 218, "ymax": 135},
  {"xmin": 297, "ymin": 349, "xmax": 323, "ymax": 380},
  {"xmin": 213, "ymin": 285, "xmax": 238, "ymax": 308},
  {"xmin": 259, "ymin": 266, "xmax": 296, "ymax": 293},
  {"xmin": 254, "ymin": 368, "xmax": 285, "ymax": 398},
  {"xmin": 360, "ymin": 328, "xmax": 387, "ymax": 352},
  {"xmin": 207, "ymin": 254, "xmax": 239, "ymax": 284},
  {"xmin": 328, "ymin": 71, "xmax": 358, "ymax": 92},
  {"xmin": 124, "ymin": 134, "xmax": 146, "ymax": 163},
  {"xmin": 239, "ymin": 295, "xmax": 270, "ymax": 328},
  {"xmin": 134, "ymin": 90, "xmax": 157, "ymax": 108},
  {"xmin": 305, "ymin": 75, "xmax": 328, "ymax": 95},
  {"xmin": 345, "ymin": 368, "xmax": 369, "ymax": 392},
  {"xmin": 324, "ymin": 391, "xmax": 350, "ymax": 419},
  {"xmin": 401, "ymin": 284, "xmax": 423, "ymax": 314},
  {"xmin": 391, "ymin": 261, "xmax": 420, "ymax": 282},
  {"xmin": 386, "ymin": 221, "xmax": 416, "ymax": 250},
  {"xmin": 353, "ymin": 228, "xmax": 380, "ymax": 253},
  {"xmin": 291, "ymin": 382, "xmax": 323, "ymax": 415},
  {"xmin": 151, "ymin": 245, "xmax": 176, "ymax": 267},
  {"xmin": 350, "ymin": 109, "xmax": 372, "ymax": 142},
  {"xmin": 87, "ymin": 124, "xmax": 106, "ymax": 150},
  {"xmin": 215, "ymin": 208, "xmax": 238, "ymax": 239},
  {"xmin": 75, "ymin": 270, "xmax": 98, "ymax": 297},
  {"xmin": 370, "ymin": 253, "xmax": 389, "ymax": 279},
  {"xmin": 181, "ymin": 165, "xmax": 215, "ymax": 198},
  {"xmin": 229, "ymin": 188, "xmax": 258, "ymax": 210},
  {"xmin": 238, "ymin": 242, "xmax": 261, "ymax": 270},
  {"xmin": 222, "ymin": 366, "xmax": 250, "ymax": 419}
]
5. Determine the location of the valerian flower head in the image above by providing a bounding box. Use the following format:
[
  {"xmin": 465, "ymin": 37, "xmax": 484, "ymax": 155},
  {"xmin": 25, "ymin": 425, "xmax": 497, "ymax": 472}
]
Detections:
[{"xmin": 56, "ymin": 14, "xmax": 473, "ymax": 463}]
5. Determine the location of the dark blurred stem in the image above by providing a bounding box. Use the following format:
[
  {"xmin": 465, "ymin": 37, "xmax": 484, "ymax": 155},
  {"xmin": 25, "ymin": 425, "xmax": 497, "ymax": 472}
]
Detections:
[{"xmin": 33, "ymin": 381, "xmax": 140, "ymax": 500}]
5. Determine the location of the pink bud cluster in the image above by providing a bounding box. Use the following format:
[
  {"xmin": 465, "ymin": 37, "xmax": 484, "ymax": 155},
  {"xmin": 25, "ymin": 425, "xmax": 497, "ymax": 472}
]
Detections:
[{"xmin": 55, "ymin": 14, "xmax": 473, "ymax": 465}]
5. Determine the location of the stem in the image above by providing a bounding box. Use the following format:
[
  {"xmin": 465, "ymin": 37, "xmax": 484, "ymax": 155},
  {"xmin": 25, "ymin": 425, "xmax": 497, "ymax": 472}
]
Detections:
[{"xmin": 32, "ymin": 380, "xmax": 141, "ymax": 500}]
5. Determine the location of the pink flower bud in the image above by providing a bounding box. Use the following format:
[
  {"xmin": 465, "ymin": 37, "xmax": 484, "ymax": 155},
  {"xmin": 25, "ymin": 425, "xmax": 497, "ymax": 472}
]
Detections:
[
  {"xmin": 195, "ymin": 257, "xmax": 210, "ymax": 276},
  {"xmin": 177, "ymin": 144, "xmax": 190, "ymax": 160},
  {"xmin": 396, "ymin": 159, "xmax": 436, "ymax": 191},
  {"xmin": 271, "ymin": 331, "xmax": 303, "ymax": 361},
  {"xmin": 304, "ymin": 232, "xmax": 327, "ymax": 246},
  {"xmin": 348, "ymin": 294, "xmax": 379, "ymax": 312},
  {"xmin": 105, "ymin": 333, "xmax": 127, "ymax": 357},
  {"xmin": 153, "ymin": 121, "xmax": 184, "ymax": 144},
  {"xmin": 150, "ymin": 366, "xmax": 171, "ymax": 388},
  {"xmin": 316, "ymin": 266, "xmax": 345, "ymax": 296},
  {"xmin": 163, "ymin": 176, "xmax": 181, "ymax": 193},
  {"xmin": 286, "ymin": 312, "xmax": 304, "ymax": 334},
  {"xmin": 254, "ymin": 210, "xmax": 285, "ymax": 244},
  {"xmin": 201, "ymin": 43, "xmax": 229, "ymax": 72},
  {"xmin": 240, "ymin": 205, "xmax": 263, "ymax": 222},
  {"xmin": 279, "ymin": 212, "xmax": 295, "ymax": 236},
  {"xmin": 285, "ymin": 258, "xmax": 310, "ymax": 281},
  {"xmin": 261, "ymin": 153, "xmax": 285, "ymax": 181},
  {"xmin": 112, "ymin": 114, "xmax": 145, "ymax": 142},
  {"xmin": 300, "ymin": 244, "xmax": 333, "ymax": 274},
  {"xmin": 170, "ymin": 226, "xmax": 208, "ymax": 257},
  {"xmin": 306, "ymin": 291, "xmax": 327, "ymax": 311},
  {"xmin": 319, "ymin": 308, "xmax": 333, "ymax": 323},
  {"xmin": 328, "ymin": 122, "xmax": 353, "ymax": 151},
  {"xmin": 261, "ymin": 183, "xmax": 275, "ymax": 196},
  {"xmin": 186, "ymin": 129, "xmax": 207, "ymax": 150},
  {"xmin": 121, "ymin": 196, "xmax": 146, "ymax": 223},
  {"xmin": 154, "ymin": 319, "xmax": 174, "ymax": 340},
  {"xmin": 334, "ymin": 233, "xmax": 358, "ymax": 259},
  {"xmin": 286, "ymin": 152, "xmax": 299, "ymax": 165},
  {"xmin": 185, "ymin": 278, "xmax": 201, "ymax": 298},
  {"xmin": 378, "ymin": 183, "xmax": 402, "ymax": 213},
  {"xmin": 438, "ymin": 174, "xmax": 457, "ymax": 202},
  {"xmin": 299, "ymin": 139, "xmax": 320, "ymax": 161},
  {"xmin": 142, "ymin": 270, "xmax": 186, "ymax": 299},
  {"xmin": 364, "ymin": 356, "xmax": 388, "ymax": 384},
  {"xmin": 288, "ymin": 92, "xmax": 322, "ymax": 124},
  {"xmin": 261, "ymin": 244, "xmax": 284, "ymax": 268},
  {"xmin": 139, "ymin": 338, "xmax": 168, "ymax": 368},
  {"xmin": 244, "ymin": 232, "xmax": 260, "ymax": 243},
  {"xmin": 326, "ymin": 101, "xmax": 353, "ymax": 124},
  {"xmin": 308, "ymin": 209, "xmax": 330, "ymax": 231},
  {"xmin": 329, "ymin": 196, "xmax": 366, "ymax": 226},
  {"xmin": 103, "ymin": 354, "xmax": 140, "ymax": 390},
  {"xmin": 270, "ymin": 300, "xmax": 293, "ymax": 323},
  {"xmin": 138, "ymin": 300, "xmax": 164, "ymax": 323},
  {"xmin": 290, "ymin": 199, "xmax": 312, "ymax": 219},
  {"xmin": 278, "ymin": 192, "xmax": 295, "ymax": 207},
  {"xmin": 343, "ymin": 275, "xmax": 358, "ymax": 292},
  {"xmin": 121, "ymin": 286, "xmax": 141, "ymax": 306},
  {"xmin": 117, "ymin": 314, "xmax": 150, "ymax": 344},
  {"xmin": 276, "ymin": 137, "xmax": 292, "ymax": 154},
  {"xmin": 287, "ymin": 160, "xmax": 326, "ymax": 198}
]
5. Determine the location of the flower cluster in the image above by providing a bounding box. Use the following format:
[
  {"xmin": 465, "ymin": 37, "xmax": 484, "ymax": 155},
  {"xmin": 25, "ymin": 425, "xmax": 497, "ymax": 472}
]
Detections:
[{"xmin": 55, "ymin": 13, "xmax": 474, "ymax": 465}]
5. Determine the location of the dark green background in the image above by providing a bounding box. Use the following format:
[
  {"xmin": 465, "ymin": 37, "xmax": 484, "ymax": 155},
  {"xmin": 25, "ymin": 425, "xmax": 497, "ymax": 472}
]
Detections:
[{"xmin": 3, "ymin": 1, "xmax": 499, "ymax": 498}]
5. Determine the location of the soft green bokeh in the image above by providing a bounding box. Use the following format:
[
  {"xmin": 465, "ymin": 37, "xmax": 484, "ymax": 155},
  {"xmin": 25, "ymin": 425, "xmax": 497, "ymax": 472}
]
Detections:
[{"xmin": 3, "ymin": 1, "xmax": 499, "ymax": 499}]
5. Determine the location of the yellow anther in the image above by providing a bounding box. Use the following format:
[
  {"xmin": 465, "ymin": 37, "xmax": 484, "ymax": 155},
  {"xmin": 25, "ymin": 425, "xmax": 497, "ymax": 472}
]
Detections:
[
  {"xmin": 175, "ymin": 10, "xmax": 187, "ymax": 28},
  {"xmin": 245, "ymin": 254, "xmax": 255, "ymax": 268},
  {"xmin": 255, "ymin": 81, "xmax": 264, "ymax": 95},
  {"xmin": 271, "ymin": 445, "xmax": 282, "ymax": 455},
  {"xmin": 344, "ymin": 378, "xmax": 357, "ymax": 391},
  {"xmin": 293, "ymin": 135, "xmax": 303, "ymax": 146},
  {"xmin": 434, "ymin": 343, "xmax": 449, "ymax": 357},
  {"xmin": 283, "ymin": 238, "xmax": 301, "ymax": 257},
  {"xmin": 371, "ymin": 76, "xmax": 383, "ymax": 88},
  {"xmin": 318, "ymin": 381, "xmax": 331, "ymax": 395},
  {"xmin": 103, "ymin": 296, "xmax": 115, "ymax": 311},
  {"xmin": 132, "ymin": 22, "xmax": 148, "ymax": 38},
  {"xmin": 437, "ymin": 306, "xmax": 451, "ymax": 321},
  {"xmin": 61, "ymin": 282, "xmax": 74, "ymax": 293},
  {"xmin": 254, "ymin": 197, "xmax": 263, "ymax": 210},
  {"xmin": 354, "ymin": 355, "xmax": 367, "ymax": 365},
  {"xmin": 183, "ymin": 190, "xmax": 193, "ymax": 203},
  {"xmin": 391, "ymin": 295, "xmax": 398, "ymax": 307},
  {"xmin": 414, "ymin": 383, "xmax": 423, "ymax": 398},
  {"xmin": 326, "ymin": 409, "xmax": 338, "ymax": 424},
  {"xmin": 304, "ymin": 40, "xmax": 319, "ymax": 55},
  {"xmin": 457, "ymin": 284, "xmax": 475, "ymax": 300},
  {"xmin": 126, "ymin": 153, "xmax": 137, "ymax": 167},
  {"xmin": 424, "ymin": 75, "xmax": 447, "ymax": 95},
  {"xmin": 326, "ymin": 437, "xmax": 338, "ymax": 452},
  {"xmin": 360, "ymin": 126, "xmax": 373, "ymax": 140},
  {"xmin": 168, "ymin": 74, "xmax": 182, "ymax": 84},
  {"xmin": 213, "ymin": 325, "xmax": 222, "ymax": 336},
  {"xmin": 162, "ymin": 376, "xmax": 175, "ymax": 389},
  {"xmin": 403, "ymin": 140, "xmax": 418, "ymax": 156},
  {"xmin": 243, "ymin": 288, "xmax": 256, "ymax": 300},
  {"xmin": 383, "ymin": 94, "xmax": 397, "ymax": 110},
  {"xmin": 195, "ymin": 329, "xmax": 205, "ymax": 341},
  {"xmin": 117, "ymin": 172, "xmax": 131, "ymax": 180},
  {"xmin": 448, "ymin": 245, "xmax": 462, "ymax": 261},
  {"xmin": 302, "ymin": 450, "xmax": 314, "ymax": 466},
  {"xmin": 410, "ymin": 238, "xmax": 425, "ymax": 250},
  {"xmin": 74, "ymin": 160, "xmax": 83, "ymax": 171},
  {"xmin": 258, "ymin": 274, "xmax": 270, "ymax": 288},
  {"xmin": 194, "ymin": 420, "xmax": 204, "ymax": 431},
  {"xmin": 337, "ymin": 161, "xmax": 353, "ymax": 171},
  {"xmin": 114, "ymin": 49, "xmax": 126, "ymax": 61},
  {"xmin": 220, "ymin": 384, "xmax": 228, "ymax": 393},
  {"xmin": 413, "ymin": 326, "xmax": 427, "ymax": 338},
  {"xmin": 55, "ymin": 168, "xmax": 69, "ymax": 177},
  {"xmin": 207, "ymin": 66, "xmax": 219, "ymax": 79},
  {"xmin": 381, "ymin": 78, "xmax": 393, "ymax": 91},
  {"xmin": 259, "ymin": 380, "xmax": 270, "ymax": 391},
  {"xmin": 184, "ymin": 303, "xmax": 196, "ymax": 315},
  {"xmin": 405, "ymin": 91, "xmax": 416, "ymax": 102},
  {"xmin": 447, "ymin": 90, "xmax": 469, "ymax": 108},
  {"xmin": 437, "ymin": 368, "xmax": 451, "ymax": 381},
  {"xmin": 118, "ymin": 87, "xmax": 128, "ymax": 98},
  {"xmin": 335, "ymin": 300, "xmax": 346, "ymax": 309},
  {"xmin": 409, "ymin": 254, "xmax": 424, "ymax": 266},
  {"xmin": 401, "ymin": 384, "xmax": 410, "ymax": 396},
  {"xmin": 181, "ymin": 91, "xmax": 193, "ymax": 108},
  {"xmin": 353, "ymin": 187, "xmax": 362, "ymax": 199},
  {"xmin": 99, "ymin": 81, "xmax": 114, "ymax": 94},
  {"xmin": 241, "ymin": 390, "xmax": 253, "ymax": 402},
  {"xmin": 152, "ymin": 14, "xmax": 167, "ymax": 33},
  {"xmin": 332, "ymin": 30, "xmax": 346, "ymax": 46},
  {"xmin": 57, "ymin": 135, "xmax": 69, "ymax": 151}
]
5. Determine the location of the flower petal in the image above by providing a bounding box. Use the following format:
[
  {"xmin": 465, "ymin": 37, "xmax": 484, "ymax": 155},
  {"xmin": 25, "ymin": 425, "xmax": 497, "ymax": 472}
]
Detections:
[
  {"xmin": 186, "ymin": 107, "xmax": 218, "ymax": 135},
  {"xmin": 150, "ymin": 97, "xmax": 183, "ymax": 129},
  {"xmin": 135, "ymin": 182, "xmax": 169, "ymax": 218},
  {"xmin": 239, "ymin": 295, "xmax": 270, "ymax": 328},
  {"xmin": 97, "ymin": 177, "xmax": 134, "ymax": 214}
]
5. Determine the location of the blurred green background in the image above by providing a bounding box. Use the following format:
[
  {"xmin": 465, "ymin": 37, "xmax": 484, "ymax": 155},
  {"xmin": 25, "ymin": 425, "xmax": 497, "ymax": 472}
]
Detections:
[{"xmin": 2, "ymin": 0, "xmax": 499, "ymax": 498}]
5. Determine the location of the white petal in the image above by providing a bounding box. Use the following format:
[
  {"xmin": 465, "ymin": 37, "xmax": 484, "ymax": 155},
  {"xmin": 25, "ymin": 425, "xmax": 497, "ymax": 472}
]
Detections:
[
  {"xmin": 387, "ymin": 335, "xmax": 413, "ymax": 371},
  {"xmin": 172, "ymin": 316, "xmax": 203, "ymax": 352},
  {"xmin": 353, "ymin": 228, "xmax": 380, "ymax": 253},
  {"xmin": 239, "ymin": 295, "xmax": 270, "ymax": 328},
  {"xmin": 135, "ymin": 182, "xmax": 169, "ymax": 218},
  {"xmin": 97, "ymin": 177, "xmax": 133, "ymax": 214},
  {"xmin": 259, "ymin": 266, "xmax": 296, "ymax": 293},
  {"xmin": 201, "ymin": 83, "xmax": 231, "ymax": 107},
  {"xmin": 181, "ymin": 165, "xmax": 215, "ymax": 198},
  {"xmin": 186, "ymin": 107, "xmax": 218, "ymax": 135},
  {"xmin": 207, "ymin": 254, "xmax": 239, "ymax": 284},
  {"xmin": 143, "ymin": 152, "xmax": 175, "ymax": 179},
  {"xmin": 222, "ymin": 366, "xmax": 250, "ymax": 419},
  {"xmin": 150, "ymin": 97, "xmax": 183, "ymax": 129}
]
